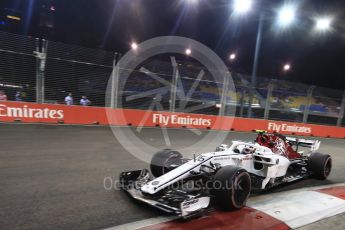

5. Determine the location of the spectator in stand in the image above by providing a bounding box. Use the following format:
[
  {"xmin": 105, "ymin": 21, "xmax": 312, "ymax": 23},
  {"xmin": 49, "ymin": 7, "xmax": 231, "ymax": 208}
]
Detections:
[
  {"xmin": 0, "ymin": 90, "xmax": 8, "ymax": 101},
  {"xmin": 15, "ymin": 91, "xmax": 22, "ymax": 101},
  {"xmin": 80, "ymin": 96, "xmax": 91, "ymax": 106},
  {"xmin": 65, "ymin": 93, "xmax": 73, "ymax": 105}
]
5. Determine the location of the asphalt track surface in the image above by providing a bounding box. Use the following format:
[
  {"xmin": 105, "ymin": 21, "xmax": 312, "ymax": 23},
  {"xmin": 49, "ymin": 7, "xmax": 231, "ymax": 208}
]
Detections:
[{"xmin": 1, "ymin": 123, "xmax": 345, "ymax": 230}]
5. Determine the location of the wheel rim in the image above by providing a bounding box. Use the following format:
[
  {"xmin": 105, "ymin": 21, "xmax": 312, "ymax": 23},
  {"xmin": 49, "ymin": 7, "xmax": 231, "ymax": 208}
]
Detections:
[
  {"xmin": 324, "ymin": 157, "xmax": 332, "ymax": 177},
  {"xmin": 232, "ymin": 172, "xmax": 251, "ymax": 208}
]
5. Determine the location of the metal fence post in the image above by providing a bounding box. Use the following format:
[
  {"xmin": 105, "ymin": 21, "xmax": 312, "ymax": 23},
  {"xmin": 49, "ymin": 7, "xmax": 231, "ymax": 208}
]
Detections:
[
  {"xmin": 110, "ymin": 52, "xmax": 120, "ymax": 109},
  {"xmin": 34, "ymin": 38, "xmax": 40, "ymax": 103},
  {"xmin": 248, "ymin": 12, "xmax": 265, "ymax": 118},
  {"xmin": 34, "ymin": 38, "xmax": 47, "ymax": 104},
  {"xmin": 239, "ymin": 89, "xmax": 245, "ymax": 117},
  {"xmin": 41, "ymin": 39, "xmax": 48, "ymax": 103},
  {"xmin": 264, "ymin": 82, "xmax": 273, "ymax": 120},
  {"xmin": 303, "ymin": 85, "xmax": 315, "ymax": 123},
  {"xmin": 247, "ymin": 86, "xmax": 254, "ymax": 118},
  {"xmin": 169, "ymin": 56, "xmax": 178, "ymax": 112},
  {"xmin": 219, "ymin": 72, "xmax": 230, "ymax": 116},
  {"xmin": 337, "ymin": 90, "xmax": 345, "ymax": 127}
]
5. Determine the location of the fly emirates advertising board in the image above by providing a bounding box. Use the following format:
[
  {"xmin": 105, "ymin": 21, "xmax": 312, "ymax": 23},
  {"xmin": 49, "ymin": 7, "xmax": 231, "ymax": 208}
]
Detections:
[
  {"xmin": 152, "ymin": 113, "xmax": 212, "ymax": 127},
  {"xmin": 0, "ymin": 102, "xmax": 344, "ymax": 138},
  {"xmin": 0, "ymin": 103, "xmax": 64, "ymax": 120}
]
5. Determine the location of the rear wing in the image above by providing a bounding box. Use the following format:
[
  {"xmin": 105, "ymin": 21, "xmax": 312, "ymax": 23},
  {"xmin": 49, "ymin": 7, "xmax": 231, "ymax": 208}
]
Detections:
[{"xmin": 286, "ymin": 137, "xmax": 321, "ymax": 151}]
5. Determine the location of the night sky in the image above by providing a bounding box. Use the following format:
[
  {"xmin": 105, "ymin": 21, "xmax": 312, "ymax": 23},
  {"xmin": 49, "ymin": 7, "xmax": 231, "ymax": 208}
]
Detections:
[{"xmin": 1, "ymin": 0, "xmax": 345, "ymax": 90}]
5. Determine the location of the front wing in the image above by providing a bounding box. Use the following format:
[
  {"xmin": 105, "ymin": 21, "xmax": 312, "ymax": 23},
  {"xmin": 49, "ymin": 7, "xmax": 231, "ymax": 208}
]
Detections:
[{"xmin": 119, "ymin": 169, "xmax": 211, "ymax": 218}]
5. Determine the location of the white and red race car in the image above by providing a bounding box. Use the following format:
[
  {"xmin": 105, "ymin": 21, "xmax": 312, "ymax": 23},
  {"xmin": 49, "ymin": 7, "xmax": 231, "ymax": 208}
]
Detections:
[{"xmin": 120, "ymin": 132, "xmax": 332, "ymax": 218}]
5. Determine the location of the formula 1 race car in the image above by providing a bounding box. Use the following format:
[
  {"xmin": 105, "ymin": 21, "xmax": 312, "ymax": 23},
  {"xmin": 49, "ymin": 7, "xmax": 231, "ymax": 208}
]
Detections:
[{"xmin": 119, "ymin": 132, "xmax": 332, "ymax": 218}]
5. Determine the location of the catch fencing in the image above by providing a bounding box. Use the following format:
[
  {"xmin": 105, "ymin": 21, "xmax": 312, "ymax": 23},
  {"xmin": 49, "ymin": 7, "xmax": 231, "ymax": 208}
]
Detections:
[{"xmin": 0, "ymin": 30, "xmax": 344, "ymax": 127}]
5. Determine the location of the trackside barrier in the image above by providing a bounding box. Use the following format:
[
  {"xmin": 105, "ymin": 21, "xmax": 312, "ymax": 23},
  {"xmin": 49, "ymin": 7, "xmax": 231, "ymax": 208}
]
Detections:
[{"xmin": 1, "ymin": 101, "xmax": 345, "ymax": 138}]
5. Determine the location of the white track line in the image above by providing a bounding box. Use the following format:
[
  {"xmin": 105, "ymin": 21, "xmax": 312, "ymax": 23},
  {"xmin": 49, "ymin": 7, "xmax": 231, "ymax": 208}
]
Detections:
[
  {"xmin": 249, "ymin": 190, "xmax": 345, "ymax": 229},
  {"xmin": 103, "ymin": 216, "xmax": 176, "ymax": 230},
  {"xmin": 103, "ymin": 183, "xmax": 345, "ymax": 230}
]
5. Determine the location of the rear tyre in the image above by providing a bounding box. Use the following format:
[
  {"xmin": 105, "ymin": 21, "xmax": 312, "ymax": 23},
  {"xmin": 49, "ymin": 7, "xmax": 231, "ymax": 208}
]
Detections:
[
  {"xmin": 150, "ymin": 149, "xmax": 183, "ymax": 178},
  {"xmin": 308, "ymin": 152, "xmax": 332, "ymax": 180},
  {"xmin": 213, "ymin": 166, "xmax": 251, "ymax": 211}
]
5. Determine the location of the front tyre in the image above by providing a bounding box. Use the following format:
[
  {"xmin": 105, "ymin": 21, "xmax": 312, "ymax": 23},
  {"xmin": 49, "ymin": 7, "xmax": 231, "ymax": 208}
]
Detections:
[
  {"xmin": 213, "ymin": 166, "xmax": 251, "ymax": 211},
  {"xmin": 308, "ymin": 152, "xmax": 332, "ymax": 180},
  {"xmin": 150, "ymin": 149, "xmax": 183, "ymax": 178}
]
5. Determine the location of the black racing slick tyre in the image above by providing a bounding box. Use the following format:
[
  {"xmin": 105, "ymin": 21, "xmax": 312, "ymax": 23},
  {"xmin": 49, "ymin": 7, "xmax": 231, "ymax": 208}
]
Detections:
[
  {"xmin": 213, "ymin": 166, "xmax": 251, "ymax": 211},
  {"xmin": 150, "ymin": 149, "xmax": 183, "ymax": 178},
  {"xmin": 308, "ymin": 152, "xmax": 332, "ymax": 180}
]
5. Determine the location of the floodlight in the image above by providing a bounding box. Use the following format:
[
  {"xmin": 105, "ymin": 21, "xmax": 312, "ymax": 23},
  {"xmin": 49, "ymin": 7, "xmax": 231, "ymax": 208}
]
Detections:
[
  {"xmin": 315, "ymin": 17, "xmax": 332, "ymax": 31},
  {"xmin": 131, "ymin": 42, "xmax": 138, "ymax": 50},
  {"xmin": 283, "ymin": 64, "xmax": 291, "ymax": 71},
  {"xmin": 185, "ymin": 48, "xmax": 192, "ymax": 55},
  {"xmin": 278, "ymin": 5, "xmax": 296, "ymax": 27},
  {"xmin": 234, "ymin": 0, "xmax": 252, "ymax": 14}
]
